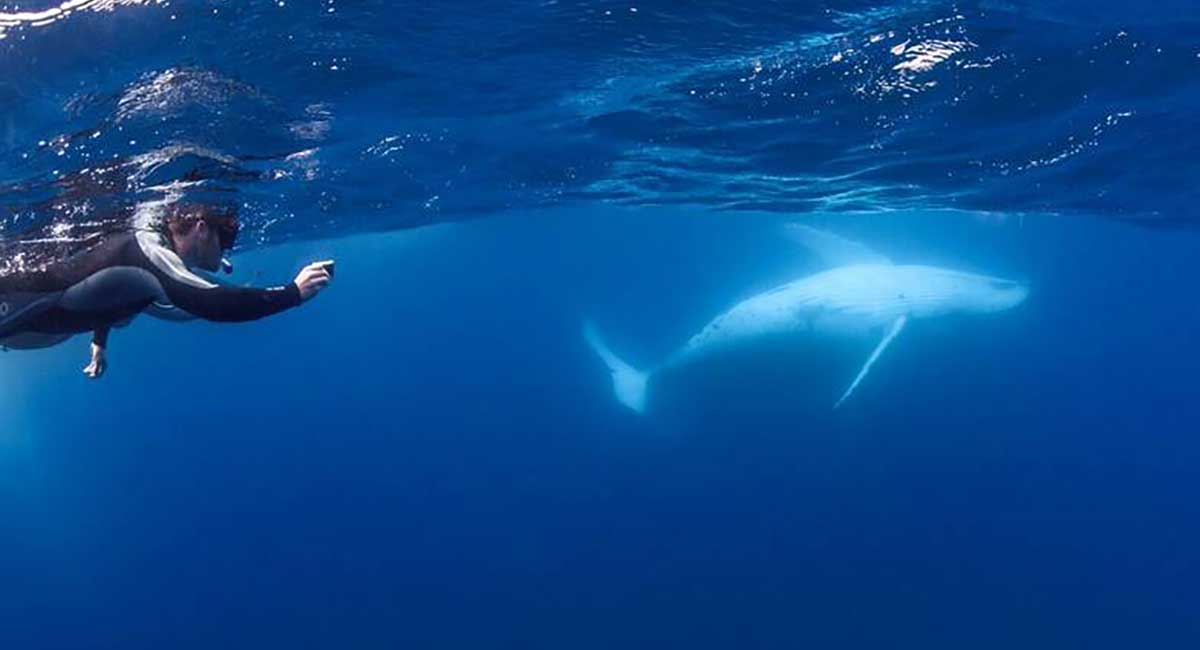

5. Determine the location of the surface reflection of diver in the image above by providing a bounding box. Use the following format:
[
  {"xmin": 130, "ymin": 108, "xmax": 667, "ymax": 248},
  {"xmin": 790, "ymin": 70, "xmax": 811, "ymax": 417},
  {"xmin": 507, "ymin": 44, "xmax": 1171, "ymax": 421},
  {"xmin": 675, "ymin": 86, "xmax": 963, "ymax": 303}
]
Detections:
[{"xmin": 0, "ymin": 203, "xmax": 333, "ymax": 378}]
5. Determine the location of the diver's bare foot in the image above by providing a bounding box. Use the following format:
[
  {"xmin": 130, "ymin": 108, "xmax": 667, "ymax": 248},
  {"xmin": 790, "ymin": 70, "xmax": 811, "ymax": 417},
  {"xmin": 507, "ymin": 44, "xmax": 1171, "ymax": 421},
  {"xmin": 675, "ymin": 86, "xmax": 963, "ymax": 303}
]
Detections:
[{"xmin": 83, "ymin": 343, "xmax": 107, "ymax": 379}]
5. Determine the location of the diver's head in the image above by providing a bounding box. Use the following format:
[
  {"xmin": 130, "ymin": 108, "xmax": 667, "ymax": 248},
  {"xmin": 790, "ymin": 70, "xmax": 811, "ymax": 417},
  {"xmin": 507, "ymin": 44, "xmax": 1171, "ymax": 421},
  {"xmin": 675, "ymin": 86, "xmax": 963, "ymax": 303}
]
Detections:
[{"xmin": 164, "ymin": 203, "xmax": 240, "ymax": 272}]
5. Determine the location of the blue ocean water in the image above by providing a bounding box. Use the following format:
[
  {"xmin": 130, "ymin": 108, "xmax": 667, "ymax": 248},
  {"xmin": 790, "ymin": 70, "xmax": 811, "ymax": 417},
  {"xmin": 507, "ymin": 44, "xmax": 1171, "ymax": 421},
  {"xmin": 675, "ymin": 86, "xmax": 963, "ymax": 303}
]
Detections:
[{"xmin": 2, "ymin": 1, "xmax": 1199, "ymax": 648}]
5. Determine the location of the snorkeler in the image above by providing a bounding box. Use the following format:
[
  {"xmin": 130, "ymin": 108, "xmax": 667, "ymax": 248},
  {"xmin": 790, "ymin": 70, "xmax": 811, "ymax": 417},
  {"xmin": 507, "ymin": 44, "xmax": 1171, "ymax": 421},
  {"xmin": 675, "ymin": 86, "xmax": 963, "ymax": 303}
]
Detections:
[{"xmin": 0, "ymin": 203, "xmax": 333, "ymax": 378}]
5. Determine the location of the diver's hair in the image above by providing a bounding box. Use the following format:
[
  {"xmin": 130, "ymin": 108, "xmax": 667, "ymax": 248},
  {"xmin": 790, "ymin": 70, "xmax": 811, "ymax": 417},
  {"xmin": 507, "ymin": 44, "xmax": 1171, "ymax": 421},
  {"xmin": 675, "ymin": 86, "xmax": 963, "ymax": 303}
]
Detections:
[{"xmin": 161, "ymin": 202, "xmax": 238, "ymax": 239}]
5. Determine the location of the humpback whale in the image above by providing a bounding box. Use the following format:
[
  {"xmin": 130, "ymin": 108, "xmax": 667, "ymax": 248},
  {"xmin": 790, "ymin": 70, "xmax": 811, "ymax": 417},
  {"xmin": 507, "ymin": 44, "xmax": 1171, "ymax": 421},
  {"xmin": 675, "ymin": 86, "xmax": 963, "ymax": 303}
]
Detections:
[{"xmin": 585, "ymin": 225, "xmax": 1028, "ymax": 413}]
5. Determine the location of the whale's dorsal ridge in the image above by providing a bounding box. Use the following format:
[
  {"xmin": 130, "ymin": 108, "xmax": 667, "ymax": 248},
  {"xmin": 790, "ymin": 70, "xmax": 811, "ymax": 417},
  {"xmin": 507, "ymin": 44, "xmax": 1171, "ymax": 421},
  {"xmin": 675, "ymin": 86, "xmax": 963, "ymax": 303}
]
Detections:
[{"xmin": 783, "ymin": 223, "xmax": 893, "ymax": 268}]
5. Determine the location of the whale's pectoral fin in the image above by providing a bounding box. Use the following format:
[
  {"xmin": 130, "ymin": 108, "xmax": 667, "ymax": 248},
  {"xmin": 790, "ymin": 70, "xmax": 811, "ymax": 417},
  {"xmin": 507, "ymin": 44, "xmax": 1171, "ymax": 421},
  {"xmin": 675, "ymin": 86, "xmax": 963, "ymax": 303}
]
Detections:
[{"xmin": 834, "ymin": 315, "xmax": 907, "ymax": 409}]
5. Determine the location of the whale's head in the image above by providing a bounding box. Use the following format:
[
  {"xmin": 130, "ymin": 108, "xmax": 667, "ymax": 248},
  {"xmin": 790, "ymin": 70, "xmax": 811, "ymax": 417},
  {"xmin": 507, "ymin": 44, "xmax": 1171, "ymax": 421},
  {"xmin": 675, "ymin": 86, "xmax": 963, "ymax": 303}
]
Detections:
[
  {"xmin": 900, "ymin": 267, "xmax": 1028, "ymax": 317},
  {"xmin": 958, "ymin": 274, "xmax": 1029, "ymax": 314}
]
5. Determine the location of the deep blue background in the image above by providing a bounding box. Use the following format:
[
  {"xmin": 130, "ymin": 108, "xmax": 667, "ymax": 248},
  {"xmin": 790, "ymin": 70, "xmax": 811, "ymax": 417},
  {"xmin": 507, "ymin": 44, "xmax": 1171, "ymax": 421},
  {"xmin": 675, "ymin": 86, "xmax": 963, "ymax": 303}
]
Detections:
[
  {"xmin": 2, "ymin": 0, "xmax": 1200, "ymax": 648},
  {"xmin": 3, "ymin": 206, "xmax": 1200, "ymax": 648}
]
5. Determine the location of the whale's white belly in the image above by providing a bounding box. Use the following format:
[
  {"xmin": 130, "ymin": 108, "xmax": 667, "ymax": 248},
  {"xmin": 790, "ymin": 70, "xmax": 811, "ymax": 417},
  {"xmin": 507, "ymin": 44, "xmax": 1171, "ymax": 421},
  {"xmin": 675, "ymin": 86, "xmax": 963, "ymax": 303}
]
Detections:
[
  {"xmin": 676, "ymin": 265, "xmax": 951, "ymax": 363},
  {"xmin": 583, "ymin": 226, "xmax": 1030, "ymax": 413}
]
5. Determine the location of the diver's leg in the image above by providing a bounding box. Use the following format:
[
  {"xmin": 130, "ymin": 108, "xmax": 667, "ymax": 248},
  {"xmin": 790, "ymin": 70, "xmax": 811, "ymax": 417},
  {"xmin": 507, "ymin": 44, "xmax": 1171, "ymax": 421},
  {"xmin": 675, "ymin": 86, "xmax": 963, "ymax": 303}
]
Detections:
[
  {"xmin": 0, "ymin": 292, "xmax": 63, "ymax": 339},
  {"xmin": 59, "ymin": 266, "xmax": 165, "ymax": 311},
  {"xmin": 0, "ymin": 331, "xmax": 73, "ymax": 350}
]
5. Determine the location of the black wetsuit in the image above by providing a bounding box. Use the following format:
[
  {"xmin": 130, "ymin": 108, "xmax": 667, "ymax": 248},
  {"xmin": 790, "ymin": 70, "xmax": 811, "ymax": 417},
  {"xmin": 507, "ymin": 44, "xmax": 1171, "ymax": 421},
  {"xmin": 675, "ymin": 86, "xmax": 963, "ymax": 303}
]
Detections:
[{"xmin": 0, "ymin": 230, "xmax": 301, "ymax": 350}]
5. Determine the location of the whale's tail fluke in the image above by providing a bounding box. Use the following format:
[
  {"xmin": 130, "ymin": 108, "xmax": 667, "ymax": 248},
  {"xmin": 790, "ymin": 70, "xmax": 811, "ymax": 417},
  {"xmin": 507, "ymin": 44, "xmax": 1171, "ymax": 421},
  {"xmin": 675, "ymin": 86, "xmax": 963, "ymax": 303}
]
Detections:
[{"xmin": 583, "ymin": 321, "xmax": 650, "ymax": 414}]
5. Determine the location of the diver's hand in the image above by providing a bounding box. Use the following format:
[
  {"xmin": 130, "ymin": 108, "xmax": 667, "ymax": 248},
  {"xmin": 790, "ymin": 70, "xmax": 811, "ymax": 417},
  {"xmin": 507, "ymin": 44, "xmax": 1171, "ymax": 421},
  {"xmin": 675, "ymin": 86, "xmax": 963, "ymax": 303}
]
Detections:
[
  {"xmin": 83, "ymin": 342, "xmax": 107, "ymax": 379},
  {"xmin": 294, "ymin": 260, "xmax": 334, "ymax": 301}
]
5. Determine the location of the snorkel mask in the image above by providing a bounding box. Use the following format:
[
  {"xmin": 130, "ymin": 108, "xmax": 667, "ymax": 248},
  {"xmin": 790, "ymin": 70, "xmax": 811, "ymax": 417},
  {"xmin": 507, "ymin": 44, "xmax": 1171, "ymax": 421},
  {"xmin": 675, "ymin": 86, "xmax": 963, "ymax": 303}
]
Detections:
[{"xmin": 202, "ymin": 209, "xmax": 240, "ymax": 274}]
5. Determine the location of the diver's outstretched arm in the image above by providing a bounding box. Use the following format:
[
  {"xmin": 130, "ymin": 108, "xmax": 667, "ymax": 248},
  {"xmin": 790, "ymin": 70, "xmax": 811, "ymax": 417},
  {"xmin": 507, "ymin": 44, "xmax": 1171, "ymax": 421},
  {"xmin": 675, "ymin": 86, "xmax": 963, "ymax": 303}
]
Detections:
[{"xmin": 153, "ymin": 260, "xmax": 333, "ymax": 322}]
